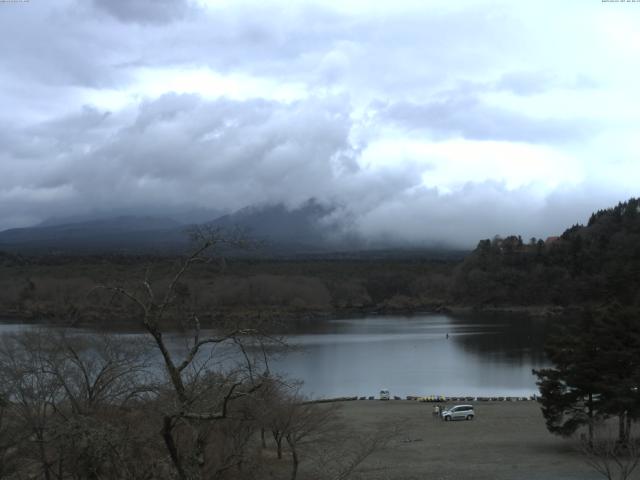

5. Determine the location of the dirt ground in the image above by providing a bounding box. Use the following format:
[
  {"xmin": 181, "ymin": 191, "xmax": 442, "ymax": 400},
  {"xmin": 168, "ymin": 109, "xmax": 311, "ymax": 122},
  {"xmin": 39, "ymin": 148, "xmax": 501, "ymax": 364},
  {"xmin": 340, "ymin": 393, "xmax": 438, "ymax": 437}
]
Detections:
[{"xmin": 332, "ymin": 400, "xmax": 607, "ymax": 480}]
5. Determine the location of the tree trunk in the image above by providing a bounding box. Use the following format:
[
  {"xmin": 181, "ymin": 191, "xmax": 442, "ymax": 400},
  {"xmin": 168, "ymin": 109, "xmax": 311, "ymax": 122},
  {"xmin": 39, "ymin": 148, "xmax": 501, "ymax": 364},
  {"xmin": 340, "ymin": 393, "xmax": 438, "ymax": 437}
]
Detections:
[
  {"xmin": 195, "ymin": 431, "xmax": 206, "ymax": 479},
  {"xmin": 148, "ymin": 327, "xmax": 187, "ymax": 403},
  {"xmin": 163, "ymin": 416, "xmax": 188, "ymax": 480},
  {"xmin": 587, "ymin": 392, "xmax": 594, "ymax": 448},
  {"xmin": 37, "ymin": 432, "xmax": 51, "ymax": 480},
  {"xmin": 619, "ymin": 412, "xmax": 627, "ymax": 444},
  {"xmin": 272, "ymin": 431, "xmax": 283, "ymax": 459},
  {"xmin": 286, "ymin": 434, "xmax": 299, "ymax": 480}
]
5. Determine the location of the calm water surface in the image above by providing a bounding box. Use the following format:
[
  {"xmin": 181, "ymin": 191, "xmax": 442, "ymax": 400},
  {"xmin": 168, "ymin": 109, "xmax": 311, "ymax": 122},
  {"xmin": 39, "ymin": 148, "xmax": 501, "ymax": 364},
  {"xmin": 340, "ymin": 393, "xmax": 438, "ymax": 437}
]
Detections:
[
  {"xmin": 0, "ymin": 313, "xmax": 550, "ymax": 399},
  {"xmin": 268, "ymin": 314, "xmax": 550, "ymax": 398}
]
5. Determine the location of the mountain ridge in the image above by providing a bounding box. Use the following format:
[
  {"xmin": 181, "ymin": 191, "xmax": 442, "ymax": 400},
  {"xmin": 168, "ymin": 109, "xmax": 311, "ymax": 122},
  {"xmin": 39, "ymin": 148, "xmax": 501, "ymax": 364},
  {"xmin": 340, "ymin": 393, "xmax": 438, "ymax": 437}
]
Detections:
[{"xmin": 0, "ymin": 202, "xmax": 345, "ymax": 255}]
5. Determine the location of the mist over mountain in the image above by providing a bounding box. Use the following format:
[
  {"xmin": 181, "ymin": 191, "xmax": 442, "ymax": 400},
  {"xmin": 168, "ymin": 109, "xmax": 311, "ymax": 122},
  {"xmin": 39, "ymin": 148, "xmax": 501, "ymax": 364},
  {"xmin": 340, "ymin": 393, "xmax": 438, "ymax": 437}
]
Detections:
[
  {"xmin": 35, "ymin": 216, "xmax": 183, "ymax": 231},
  {"xmin": 35, "ymin": 207, "xmax": 226, "ymax": 228},
  {"xmin": 0, "ymin": 201, "xmax": 353, "ymax": 255},
  {"xmin": 1, "ymin": 1, "xmax": 638, "ymax": 257},
  {"xmin": 208, "ymin": 201, "xmax": 348, "ymax": 252},
  {"xmin": 0, "ymin": 216, "xmax": 187, "ymax": 254}
]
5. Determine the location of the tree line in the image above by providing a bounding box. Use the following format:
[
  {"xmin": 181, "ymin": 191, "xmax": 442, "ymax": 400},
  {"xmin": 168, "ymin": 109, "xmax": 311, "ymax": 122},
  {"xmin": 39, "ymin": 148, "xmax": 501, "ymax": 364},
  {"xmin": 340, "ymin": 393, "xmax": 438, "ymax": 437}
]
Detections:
[{"xmin": 453, "ymin": 198, "xmax": 640, "ymax": 307}]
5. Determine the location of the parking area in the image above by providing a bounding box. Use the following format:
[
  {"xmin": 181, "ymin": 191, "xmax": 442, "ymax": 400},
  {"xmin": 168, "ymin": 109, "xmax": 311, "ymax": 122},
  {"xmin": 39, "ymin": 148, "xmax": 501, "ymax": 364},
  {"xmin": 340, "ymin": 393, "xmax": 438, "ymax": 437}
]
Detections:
[{"xmin": 333, "ymin": 400, "xmax": 600, "ymax": 480}]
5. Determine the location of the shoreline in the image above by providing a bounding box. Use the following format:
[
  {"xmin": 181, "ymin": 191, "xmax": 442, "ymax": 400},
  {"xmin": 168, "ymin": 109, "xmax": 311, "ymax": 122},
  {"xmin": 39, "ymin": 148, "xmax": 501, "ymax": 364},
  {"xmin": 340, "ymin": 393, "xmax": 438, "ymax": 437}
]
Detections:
[
  {"xmin": 308, "ymin": 395, "xmax": 538, "ymax": 404},
  {"xmin": 0, "ymin": 302, "xmax": 569, "ymax": 328}
]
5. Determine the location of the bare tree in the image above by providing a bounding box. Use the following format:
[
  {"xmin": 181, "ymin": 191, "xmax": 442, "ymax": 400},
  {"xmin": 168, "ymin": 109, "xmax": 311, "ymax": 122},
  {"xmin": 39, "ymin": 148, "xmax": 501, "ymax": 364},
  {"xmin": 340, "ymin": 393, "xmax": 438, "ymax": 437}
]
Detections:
[
  {"xmin": 261, "ymin": 381, "xmax": 304, "ymax": 461},
  {"xmin": 41, "ymin": 331, "xmax": 155, "ymax": 415},
  {"xmin": 0, "ymin": 331, "xmax": 63, "ymax": 480},
  {"xmin": 307, "ymin": 420, "xmax": 397, "ymax": 480},
  {"xmin": 581, "ymin": 429, "xmax": 640, "ymax": 480},
  {"xmin": 259, "ymin": 380, "xmax": 396, "ymax": 480},
  {"xmin": 0, "ymin": 329, "xmax": 163, "ymax": 480},
  {"xmin": 0, "ymin": 388, "xmax": 18, "ymax": 479},
  {"xmin": 284, "ymin": 399, "xmax": 338, "ymax": 480},
  {"xmin": 100, "ymin": 228, "xmax": 272, "ymax": 480}
]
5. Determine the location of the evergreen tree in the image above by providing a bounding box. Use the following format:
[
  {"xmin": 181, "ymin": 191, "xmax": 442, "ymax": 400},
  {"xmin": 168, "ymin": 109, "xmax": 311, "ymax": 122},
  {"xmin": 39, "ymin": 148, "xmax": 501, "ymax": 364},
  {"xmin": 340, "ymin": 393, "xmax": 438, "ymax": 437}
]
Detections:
[
  {"xmin": 592, "ymin": 304, "xmax": 640, "ymax": 443},
  {"xmin": 534, "ymin": 310, "xmax": 605, "ymax": 445},
  {"xmin": 535, "ymin": 306, "xmax": 640, "ymax": 444}
]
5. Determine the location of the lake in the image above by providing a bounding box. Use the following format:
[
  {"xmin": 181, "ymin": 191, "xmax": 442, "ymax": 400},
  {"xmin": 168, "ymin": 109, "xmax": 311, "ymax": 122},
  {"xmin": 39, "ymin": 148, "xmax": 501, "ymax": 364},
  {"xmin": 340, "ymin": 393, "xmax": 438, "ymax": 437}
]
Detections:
[
  {"xmin": 267, "ymin": 313, "xmax": 550, "ymax": 398},
  {"xmin": 0, "ymin": 313, "xmax": 551, "ymax": 399}
]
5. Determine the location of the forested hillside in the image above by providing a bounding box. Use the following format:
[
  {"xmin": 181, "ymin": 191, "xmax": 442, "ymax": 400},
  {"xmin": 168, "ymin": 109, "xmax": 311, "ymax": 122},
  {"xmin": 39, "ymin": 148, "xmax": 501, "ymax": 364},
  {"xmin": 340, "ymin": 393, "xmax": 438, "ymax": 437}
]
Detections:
[
  {"xmin": 2, "ymin": 198, "xmax": 639, "ymax": 323},
  {"xmin": 452, "ymin": 198, "xmax": 640, "ymax": 307}
]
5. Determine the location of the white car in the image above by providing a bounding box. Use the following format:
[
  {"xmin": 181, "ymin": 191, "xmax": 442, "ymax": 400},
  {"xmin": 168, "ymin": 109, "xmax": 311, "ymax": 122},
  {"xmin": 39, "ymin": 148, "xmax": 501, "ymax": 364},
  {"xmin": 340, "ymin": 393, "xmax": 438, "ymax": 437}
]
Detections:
[{"xmin": 441, "ymin": 404, "xmax": 475, "ymax": 421}]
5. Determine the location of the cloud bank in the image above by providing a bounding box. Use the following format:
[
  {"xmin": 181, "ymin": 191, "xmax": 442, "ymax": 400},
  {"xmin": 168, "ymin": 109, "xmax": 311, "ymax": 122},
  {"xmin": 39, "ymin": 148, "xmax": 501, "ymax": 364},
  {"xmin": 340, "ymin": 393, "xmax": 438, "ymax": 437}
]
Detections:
[{"xmin": 0, "ymin": 0, "xmax": 638, "ymax": 247}]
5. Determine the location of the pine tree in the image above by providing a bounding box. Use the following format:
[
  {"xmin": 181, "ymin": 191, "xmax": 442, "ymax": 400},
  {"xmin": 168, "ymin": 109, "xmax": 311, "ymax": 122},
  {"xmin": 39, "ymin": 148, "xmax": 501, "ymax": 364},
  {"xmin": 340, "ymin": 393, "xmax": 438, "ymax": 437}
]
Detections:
[
  {"xmin": 535, "ymin": 306, "xmax": 640, "ymax": 444},
  {"xmin": 592, "ymin": 304, "xmax": 640, "ymax": 443},
  {"xmin": 534, "ymin": 310, "xmax": 605, "ymax": 445}
]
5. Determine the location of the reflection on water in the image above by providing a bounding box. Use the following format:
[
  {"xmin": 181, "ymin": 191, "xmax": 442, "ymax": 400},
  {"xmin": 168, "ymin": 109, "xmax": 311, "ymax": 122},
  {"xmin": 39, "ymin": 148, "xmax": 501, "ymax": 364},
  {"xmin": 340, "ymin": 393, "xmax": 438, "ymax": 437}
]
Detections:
[
  {"xmin": 266, "ymin": 313, "xmax": 550, "ymax": 398},
  {"xmin": 0, "ymin": 313, "xmax": 551, "ymax": 399}
]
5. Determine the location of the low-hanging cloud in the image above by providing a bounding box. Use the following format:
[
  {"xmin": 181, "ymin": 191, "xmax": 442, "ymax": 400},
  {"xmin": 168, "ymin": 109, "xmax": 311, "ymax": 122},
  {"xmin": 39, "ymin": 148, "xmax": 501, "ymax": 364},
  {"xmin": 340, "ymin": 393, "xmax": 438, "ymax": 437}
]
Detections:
[
  {"xmin": 349, "ymin": 181, "xmax": 628, "ymax": 249},
  {"xmin": 379, "ymin": 96, "xmax": 595, "ymax": 144},
  {"xmin": 0, "ymin": 94, "xmax": 355, "ymax": 225},
  {"xmin": 0, "ymin": 93, "xmax": 631, "ymax": 248},
  {"xmin": 0, "ymin": 1, "xmax": 637, "ymax": 248}
]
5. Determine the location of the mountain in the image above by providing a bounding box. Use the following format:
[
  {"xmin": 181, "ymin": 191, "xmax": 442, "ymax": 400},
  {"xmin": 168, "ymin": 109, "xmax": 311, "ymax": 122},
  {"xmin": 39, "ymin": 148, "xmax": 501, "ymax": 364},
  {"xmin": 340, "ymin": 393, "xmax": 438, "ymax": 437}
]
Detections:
[
  {"xmin": 0, "ymin": 216, "xmax": 189, "ymax": 254},
  {"xmin": 207, "ymin": 201, "xmax": 342, "ymax": 252},
  {"xmin": 35, "ymin": 207, "xmax": 226, "ymax": 228},
  {"xmin": 0, "ymin": 202, "xmax": 343, "ymax": 255},
  {"xmin": 0, "ymin": 200, "xmax": 467, "ymax": 256}
]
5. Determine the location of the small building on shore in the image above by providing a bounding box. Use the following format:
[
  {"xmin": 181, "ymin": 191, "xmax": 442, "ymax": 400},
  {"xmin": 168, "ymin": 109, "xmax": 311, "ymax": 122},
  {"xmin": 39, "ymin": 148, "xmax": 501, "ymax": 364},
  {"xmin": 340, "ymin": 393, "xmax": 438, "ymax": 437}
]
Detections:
[{"xmin": 545, "ymin": 236, "xmax": 560, "ymax": 246}]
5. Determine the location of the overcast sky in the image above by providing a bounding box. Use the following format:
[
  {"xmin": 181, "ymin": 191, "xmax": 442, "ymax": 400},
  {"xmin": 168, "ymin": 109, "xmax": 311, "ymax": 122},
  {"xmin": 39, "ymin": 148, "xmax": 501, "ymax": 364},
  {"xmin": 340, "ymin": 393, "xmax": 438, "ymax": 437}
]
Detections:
[{"xmin": 1, "ymin": 0, "xmax": 639, "ymax": 246}]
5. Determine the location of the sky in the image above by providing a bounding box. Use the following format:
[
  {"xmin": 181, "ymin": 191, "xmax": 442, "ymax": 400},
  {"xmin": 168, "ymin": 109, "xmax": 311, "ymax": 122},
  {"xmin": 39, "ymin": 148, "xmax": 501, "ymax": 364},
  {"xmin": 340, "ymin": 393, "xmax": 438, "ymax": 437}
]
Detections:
[{"xmin": 1, "ymin": 0, "xmax": 639, "ymax": 247}]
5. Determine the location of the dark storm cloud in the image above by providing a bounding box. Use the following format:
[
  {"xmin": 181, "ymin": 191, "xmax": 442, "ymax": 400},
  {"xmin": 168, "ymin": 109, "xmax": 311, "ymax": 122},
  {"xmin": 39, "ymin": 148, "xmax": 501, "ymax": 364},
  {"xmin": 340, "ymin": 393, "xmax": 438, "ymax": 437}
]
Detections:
[
  {"xmin": 0, "ymin": 3, "xmax": 587, "ymax": 113},
  {"xmin": 31, "ymin": 107, "xmax": 113, "ymax": 144},
  {"xmin": 379, "ymin": 96, "xmax": 594, "ymax": 144},
  {"xmin": 187, "ymin": 4, "xmax": 521, "ymax": 92},
  {"xmin": 90, "ymin": 0, "xmax": 190, "ymax": 24},
  {"xmin": 0, "ymin": 92, "xmax": 625, "ymax": 247},
  {"xmin": 0, "ymin": 0, "xmax": 632, "ymax": 247},
  {"xmin": 34, "ymin": 3, "xmax": 521, "ymax": 95},
  {"xmin": 0, "ymin": 3, "xmax": 135, "ymax": 90},
  {"xmin": 0, "ymin": 94, "xmax": 362, "ymax": 227}
]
